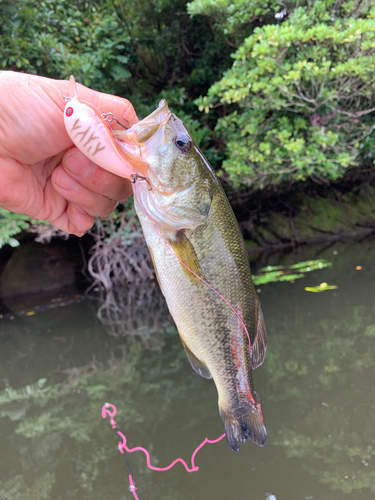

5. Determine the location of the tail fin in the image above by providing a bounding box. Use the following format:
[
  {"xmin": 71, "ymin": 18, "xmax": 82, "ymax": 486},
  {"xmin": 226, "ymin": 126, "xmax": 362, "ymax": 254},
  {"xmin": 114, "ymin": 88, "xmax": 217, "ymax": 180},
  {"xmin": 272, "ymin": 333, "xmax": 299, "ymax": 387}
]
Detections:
[{"xmin": 219, "ymin": 391, "xmax": 267, "ymax": 452}]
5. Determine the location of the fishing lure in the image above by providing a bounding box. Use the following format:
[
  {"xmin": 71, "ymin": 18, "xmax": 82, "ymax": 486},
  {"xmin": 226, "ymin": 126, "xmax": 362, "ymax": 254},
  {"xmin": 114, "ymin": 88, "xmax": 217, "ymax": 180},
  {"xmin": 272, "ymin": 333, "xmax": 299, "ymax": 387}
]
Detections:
[{"xmin": 63, "ymin": 75, "xmax": 139, "ymax": 179}]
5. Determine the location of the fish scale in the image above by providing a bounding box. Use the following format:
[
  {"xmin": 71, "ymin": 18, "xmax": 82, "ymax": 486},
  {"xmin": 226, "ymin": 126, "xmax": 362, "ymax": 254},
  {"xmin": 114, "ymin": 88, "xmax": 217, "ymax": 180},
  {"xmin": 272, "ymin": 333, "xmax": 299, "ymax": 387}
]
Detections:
[{"xmin": 118, "ymin": 99, "xmax": 267, "ymax": 452}]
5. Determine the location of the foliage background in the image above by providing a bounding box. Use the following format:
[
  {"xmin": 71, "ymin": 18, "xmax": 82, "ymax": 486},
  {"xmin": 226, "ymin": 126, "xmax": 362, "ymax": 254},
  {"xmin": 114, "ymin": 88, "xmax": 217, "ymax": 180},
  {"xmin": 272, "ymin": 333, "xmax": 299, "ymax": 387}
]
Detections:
[
  {"xmin": 190, "ymin": 0, "xmax": 375, "ymax": 187},
  {"xmin": 2, "ymin": 0, "xmax": 375, "ymax": 184},
  {"xmin": 0, "ymin": 0, "xmax": 375, "ymax": 246}
]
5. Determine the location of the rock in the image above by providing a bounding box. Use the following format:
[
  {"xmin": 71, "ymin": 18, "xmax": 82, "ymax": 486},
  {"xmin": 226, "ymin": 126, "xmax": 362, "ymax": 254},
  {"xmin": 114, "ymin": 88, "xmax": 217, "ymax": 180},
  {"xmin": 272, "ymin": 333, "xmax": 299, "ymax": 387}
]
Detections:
[{"xmin": 0, "ymin": 240, "xmax": 77, "ymax": 299}]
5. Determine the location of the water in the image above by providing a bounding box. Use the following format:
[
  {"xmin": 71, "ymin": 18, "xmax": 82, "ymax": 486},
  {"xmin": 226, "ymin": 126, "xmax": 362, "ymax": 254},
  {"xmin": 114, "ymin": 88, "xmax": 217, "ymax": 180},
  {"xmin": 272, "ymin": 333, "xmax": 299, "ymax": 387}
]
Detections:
[{"xmin": 1, "ymin": 238, "xmax": 375, "ymax": 500}]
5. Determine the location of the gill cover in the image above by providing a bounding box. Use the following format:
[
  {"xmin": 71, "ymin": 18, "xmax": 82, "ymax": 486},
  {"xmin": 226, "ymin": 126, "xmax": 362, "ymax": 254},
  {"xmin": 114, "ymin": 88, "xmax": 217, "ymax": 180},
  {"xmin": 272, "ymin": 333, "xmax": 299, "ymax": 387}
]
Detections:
[{"xmin": 116, "ymin": 100, "xmax": 212, "ymax": 230}]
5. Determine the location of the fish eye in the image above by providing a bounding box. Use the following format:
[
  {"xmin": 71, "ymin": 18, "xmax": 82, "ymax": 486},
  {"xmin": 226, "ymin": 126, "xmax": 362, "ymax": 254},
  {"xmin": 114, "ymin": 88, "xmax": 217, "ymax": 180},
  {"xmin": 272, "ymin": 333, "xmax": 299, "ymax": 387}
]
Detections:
[
  {"xmin": 174, "ymin": 135, "xmax": 191, "ymax": 153},
  {"xmin": 65, "ymin": 107, "xmax": 74, "ymax": 117}
]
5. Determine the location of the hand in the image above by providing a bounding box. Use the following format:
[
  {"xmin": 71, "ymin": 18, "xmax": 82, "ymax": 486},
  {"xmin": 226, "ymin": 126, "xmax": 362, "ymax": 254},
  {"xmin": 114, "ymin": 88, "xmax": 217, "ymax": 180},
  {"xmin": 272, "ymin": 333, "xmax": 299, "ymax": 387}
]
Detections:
[{"xmin": 0, "ymin": 71, "xmax": 137, "ymax": 236}]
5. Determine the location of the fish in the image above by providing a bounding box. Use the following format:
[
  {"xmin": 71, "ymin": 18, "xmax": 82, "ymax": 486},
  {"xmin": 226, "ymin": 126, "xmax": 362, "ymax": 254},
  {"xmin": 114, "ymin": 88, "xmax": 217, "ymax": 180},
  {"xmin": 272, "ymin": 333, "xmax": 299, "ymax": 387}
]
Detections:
[{"xmin": 117, "ymin": 100, "xmax": 267, "ymax": 452}]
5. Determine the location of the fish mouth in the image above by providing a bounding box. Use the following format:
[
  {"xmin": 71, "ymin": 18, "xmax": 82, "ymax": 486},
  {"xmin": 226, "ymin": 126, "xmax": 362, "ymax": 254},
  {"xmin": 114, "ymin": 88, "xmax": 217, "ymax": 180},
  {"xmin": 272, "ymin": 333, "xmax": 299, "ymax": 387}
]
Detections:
[
  {"xmin": 116, "ymin": 100, "xmax": 172, "ymax": 173},
  {"xmin": 128, "ymin": 99, "xmax": 171, "ymax": 143}
]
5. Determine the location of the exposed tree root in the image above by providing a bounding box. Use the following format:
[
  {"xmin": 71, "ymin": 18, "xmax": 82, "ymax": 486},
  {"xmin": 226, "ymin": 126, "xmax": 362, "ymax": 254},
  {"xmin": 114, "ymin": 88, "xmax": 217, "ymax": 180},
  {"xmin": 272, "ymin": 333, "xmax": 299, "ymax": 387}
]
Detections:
[{"xmin": 87, "ymin": 214, "xmax": 155, "ymax": 290}]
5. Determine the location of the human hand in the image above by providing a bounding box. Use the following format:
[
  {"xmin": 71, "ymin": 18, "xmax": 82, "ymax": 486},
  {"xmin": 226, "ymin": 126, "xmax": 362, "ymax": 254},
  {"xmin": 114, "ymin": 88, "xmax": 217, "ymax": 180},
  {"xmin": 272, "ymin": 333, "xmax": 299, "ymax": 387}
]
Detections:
[{"xmin": 0, "ymin": 71, "xmax": 137, "ymax": 235}]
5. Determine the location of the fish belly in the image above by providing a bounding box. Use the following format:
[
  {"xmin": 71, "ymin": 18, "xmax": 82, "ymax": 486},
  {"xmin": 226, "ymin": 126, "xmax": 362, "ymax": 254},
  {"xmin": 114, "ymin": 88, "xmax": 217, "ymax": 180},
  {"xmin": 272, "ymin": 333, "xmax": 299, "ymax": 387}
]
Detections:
[{"xmin": 135, "ymin": 193, "xmax": 267, "ymax": 452}]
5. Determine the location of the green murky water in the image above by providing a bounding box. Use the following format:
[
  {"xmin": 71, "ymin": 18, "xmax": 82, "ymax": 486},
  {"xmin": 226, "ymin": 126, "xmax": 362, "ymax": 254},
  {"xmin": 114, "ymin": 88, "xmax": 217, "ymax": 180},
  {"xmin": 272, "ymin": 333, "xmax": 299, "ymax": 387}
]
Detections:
[{"xmin": 1, "ymin": 238, "xmax": 375, "ymax": 500}]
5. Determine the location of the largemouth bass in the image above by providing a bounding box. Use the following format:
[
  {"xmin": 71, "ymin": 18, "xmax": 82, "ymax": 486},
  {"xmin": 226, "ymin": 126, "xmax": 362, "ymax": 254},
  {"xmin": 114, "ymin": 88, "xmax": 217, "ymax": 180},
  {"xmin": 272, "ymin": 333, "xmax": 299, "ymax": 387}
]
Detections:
[{"xmin": 118, "ymin": 100, "xmax": 267, "ymax": 452}]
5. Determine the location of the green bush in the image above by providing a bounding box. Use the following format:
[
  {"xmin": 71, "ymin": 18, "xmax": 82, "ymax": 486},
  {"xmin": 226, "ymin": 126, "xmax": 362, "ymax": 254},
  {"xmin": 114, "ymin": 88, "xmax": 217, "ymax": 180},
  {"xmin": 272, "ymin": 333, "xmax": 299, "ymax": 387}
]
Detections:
[
  {"xmin": 190, "ymin": 0, "xmax": 375, "ymax": 187},
  {"xmin": 1, "ymin": 0, "xmax": 375, "ymax": 247},
  {"xmin": 0, "ymin": 0, "xmax": 232, "ymax": 118},
  {"xmin": 0, "ymin": 0, "xmax": 132, "ymax": 93},
  {"xmin": 0, "ymin": 208, "xmax": 32, "ymax": 248},
  {"xmin": 0, "ymin": 0, "xmax": 232, "ymax": 244}
]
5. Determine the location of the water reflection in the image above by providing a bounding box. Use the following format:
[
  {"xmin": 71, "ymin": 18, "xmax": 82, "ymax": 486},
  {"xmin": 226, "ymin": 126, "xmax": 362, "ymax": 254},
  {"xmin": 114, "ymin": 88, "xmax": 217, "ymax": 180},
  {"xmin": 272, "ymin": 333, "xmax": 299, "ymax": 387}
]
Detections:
[
  {"xmin": 267, "ymin": 303, "xmax": 375, "ymax": 496},
  {"xmin": 0, "ymin": 238, "xmax": 375, "ymax": 499},
  {"xmin": 261, "ymin": 238, "xmax": 375, "ymax": 497},
  {"xmin": 89, "ymin": 282, "xmax": 172, "ymax": 338}
]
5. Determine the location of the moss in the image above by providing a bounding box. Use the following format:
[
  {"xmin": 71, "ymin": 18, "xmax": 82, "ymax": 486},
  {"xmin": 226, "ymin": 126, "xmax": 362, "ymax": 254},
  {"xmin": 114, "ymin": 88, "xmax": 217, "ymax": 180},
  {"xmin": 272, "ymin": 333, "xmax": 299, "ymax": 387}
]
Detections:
[
  {"xmin": 245, "ymin": 240, "xmax": 262, "ymax": 262},
  {"xmin": 293, "ymin": 191, "xmax": 375, "ymax": 237},
  {"xmin": 247, "ymin": 185, "xmax": 375, "ymax": 248},
  {"xmin": 0, "ymin": 241, "xmax": 77, "ymax": 298},
  {"xmin": 245, "ymin": 239, "xmax": 260, "ymax": 250},
  {"xmin": 305, "ymin": 196, "xmax": 348, "ymax": 232},
  {"xmin": 351, "ymin": 185, "xmax": 375, "ymax": 217},
  {"xmin": 264, "ymin": 213, "xmax": 293, "ymax": 240},
  {"xmin": 255, "ymin": 226, "xmax": 280, "ymax": 244}
]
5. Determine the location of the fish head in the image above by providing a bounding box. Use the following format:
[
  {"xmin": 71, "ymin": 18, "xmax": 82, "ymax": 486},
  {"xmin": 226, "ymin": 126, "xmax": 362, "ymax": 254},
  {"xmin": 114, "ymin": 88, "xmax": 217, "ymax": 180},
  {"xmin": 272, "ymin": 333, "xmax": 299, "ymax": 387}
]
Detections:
[{"xmin": 117, "ymin": 100, "xmax": 207, "ymax": 193}]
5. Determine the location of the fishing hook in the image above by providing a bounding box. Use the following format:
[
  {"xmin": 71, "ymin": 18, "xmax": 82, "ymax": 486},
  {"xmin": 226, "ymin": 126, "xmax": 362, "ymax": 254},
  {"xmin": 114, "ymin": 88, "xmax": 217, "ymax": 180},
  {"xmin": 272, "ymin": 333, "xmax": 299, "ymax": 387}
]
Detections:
[
  {"xmin": 130, "ymin": 173, "xmax": 152, "ymax": 191},
  {"xmin": 102, "ymin": 112, "xmax": 131, "ymax": 130},
  {"xmin": 62, "ymin": 97, "xmax": 130, "ymax": 131}
]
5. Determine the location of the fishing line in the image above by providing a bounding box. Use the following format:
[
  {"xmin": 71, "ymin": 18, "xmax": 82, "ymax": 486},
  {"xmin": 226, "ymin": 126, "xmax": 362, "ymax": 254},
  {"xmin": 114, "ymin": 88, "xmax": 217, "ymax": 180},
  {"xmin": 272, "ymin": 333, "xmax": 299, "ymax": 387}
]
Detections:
[
  {"xmin": 102, "ymin": 403, "xmax": 226, "ymax": 498},
  {"xmin": 132, "ymin": 180, "xmax": 253, "ymax": 361},
  {"xmin": 101, "ymin": 179, "xmax": 255, "ymax": 496},
  {"xmin": 102, "ymin": 403, "xmax": 141, "ymax": 500}
]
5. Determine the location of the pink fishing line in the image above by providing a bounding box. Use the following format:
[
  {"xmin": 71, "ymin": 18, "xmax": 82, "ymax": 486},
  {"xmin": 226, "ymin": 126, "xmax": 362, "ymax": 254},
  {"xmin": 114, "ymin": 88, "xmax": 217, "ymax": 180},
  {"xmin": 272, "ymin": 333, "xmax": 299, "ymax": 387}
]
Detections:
[
  {"xmin": 101, "ymin": 180, "xmax": 257, "ymax": 494},
  {"xmin": 128, "ymin": 474, "xmax": 140, "ymax": 500},
  {"xmin": 132, "ymin": 182, "xmax": 253, "ymax": 357},
  {"xmin": 102, "ymin": 403, "xmax": 226, "ymax": 474}
]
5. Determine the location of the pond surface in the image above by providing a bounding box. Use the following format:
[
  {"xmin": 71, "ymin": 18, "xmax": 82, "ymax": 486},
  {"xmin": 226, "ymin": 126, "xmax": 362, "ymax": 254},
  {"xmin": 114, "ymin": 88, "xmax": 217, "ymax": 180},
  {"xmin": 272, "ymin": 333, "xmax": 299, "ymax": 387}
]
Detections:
[{"xmin": 1, "ymin": 238, "xmax": 375, "ymax": 500}]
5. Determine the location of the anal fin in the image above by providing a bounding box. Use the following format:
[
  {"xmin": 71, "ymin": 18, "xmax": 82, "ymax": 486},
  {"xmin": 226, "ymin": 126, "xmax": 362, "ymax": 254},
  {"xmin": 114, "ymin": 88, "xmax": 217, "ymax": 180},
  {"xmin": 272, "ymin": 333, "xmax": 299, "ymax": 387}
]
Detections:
[{"xmin": 181, "ymin": 340, "xmax": 212, "ymax": 379}]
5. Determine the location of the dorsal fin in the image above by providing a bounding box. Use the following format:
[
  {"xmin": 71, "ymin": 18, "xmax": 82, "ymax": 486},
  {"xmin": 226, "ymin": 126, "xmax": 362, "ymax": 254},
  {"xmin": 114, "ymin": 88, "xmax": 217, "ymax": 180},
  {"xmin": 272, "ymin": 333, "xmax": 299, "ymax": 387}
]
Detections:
[{"xmin": 250, "ymin": 300, "xmax": 267, "ymax": 370}]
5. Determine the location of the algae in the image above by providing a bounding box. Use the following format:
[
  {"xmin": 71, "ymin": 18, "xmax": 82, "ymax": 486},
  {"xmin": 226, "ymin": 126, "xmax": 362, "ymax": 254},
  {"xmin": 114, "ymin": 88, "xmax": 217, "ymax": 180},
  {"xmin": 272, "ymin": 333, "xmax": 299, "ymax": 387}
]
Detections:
[{"xmin": 244, "ymin": 183, "xmax": 375, "ymax": 251}]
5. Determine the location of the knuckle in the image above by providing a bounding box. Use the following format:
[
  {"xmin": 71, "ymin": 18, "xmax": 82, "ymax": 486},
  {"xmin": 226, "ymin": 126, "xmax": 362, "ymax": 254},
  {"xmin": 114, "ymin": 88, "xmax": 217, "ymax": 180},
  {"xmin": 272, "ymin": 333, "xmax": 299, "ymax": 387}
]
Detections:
[{"xmin": 102, "ymin": 200, "xmax": 118, "ymax": 217}]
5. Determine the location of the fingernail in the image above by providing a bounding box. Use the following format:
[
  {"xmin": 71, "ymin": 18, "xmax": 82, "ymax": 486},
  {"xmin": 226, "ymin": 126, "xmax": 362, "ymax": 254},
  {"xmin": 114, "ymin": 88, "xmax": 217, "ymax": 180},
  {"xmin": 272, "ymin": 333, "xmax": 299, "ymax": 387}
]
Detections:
[
  {"xmin": 64, "ymin": 150, "xmax": 95, "ymax": 178},
  {"xmin": 75, "ymin": 205, "xmax": 88, "ymax": 215},
  {"xmin": 122, "ymin": 103, "xmax": 137, "ymax": 124},
  {"xmin": 55, "ymin": 170, "xmax": 80, "ymax": 192}
]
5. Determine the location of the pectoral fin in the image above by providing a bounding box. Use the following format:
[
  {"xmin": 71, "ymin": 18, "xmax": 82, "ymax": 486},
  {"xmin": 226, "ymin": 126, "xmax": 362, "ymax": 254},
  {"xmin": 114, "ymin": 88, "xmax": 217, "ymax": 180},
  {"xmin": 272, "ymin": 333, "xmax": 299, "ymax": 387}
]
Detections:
[
  {"xmin": 250, "ymin": 300, "xmax": 267, "ymax": 370},
  {"xmin": 181, "ymin": 339, "xmax": 212, "ymax": 379},
  {"xmin": 168, "ymin": 230, "xmax": 204, "ymax": 283}
]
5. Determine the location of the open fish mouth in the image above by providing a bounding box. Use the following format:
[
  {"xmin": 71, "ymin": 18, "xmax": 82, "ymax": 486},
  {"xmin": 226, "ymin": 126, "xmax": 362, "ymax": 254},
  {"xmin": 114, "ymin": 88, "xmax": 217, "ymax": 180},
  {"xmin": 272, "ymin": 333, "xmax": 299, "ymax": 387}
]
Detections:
[
  {"xmin": 116, "ymin": 100, "xmax": 174, "ymax": 170},
  {"xmin": 126, "ymin": 99, "xmax": 171, "ymax": 144},
  {"xmin": 116, "ymin": 99, "xmax": 192, "ymax": 176},
  {"xmin": 118, "ymin": 99, "xmax": 267, "ymax": 453}
]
